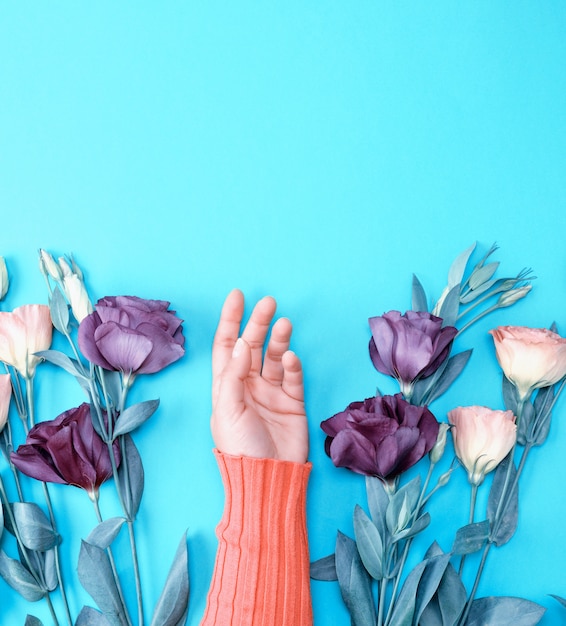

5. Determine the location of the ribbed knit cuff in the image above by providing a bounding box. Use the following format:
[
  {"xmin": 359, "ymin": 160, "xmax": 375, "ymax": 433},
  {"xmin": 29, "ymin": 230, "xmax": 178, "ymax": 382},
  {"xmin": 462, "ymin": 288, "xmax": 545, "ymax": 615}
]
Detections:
[{"xmin": 200, "ymin": 450, "xmax": 313, "ymax": 626}]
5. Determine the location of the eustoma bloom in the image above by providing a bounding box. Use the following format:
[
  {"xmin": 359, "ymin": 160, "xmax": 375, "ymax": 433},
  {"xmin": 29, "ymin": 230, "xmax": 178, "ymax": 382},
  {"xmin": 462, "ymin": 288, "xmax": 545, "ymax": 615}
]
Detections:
[
  {"xmin": 0, "ymin": 304, "xmax": 53, "ymax": 378},
  {"xmin": 0, "ymin": 373, "xmax": 11, "ymax": 432},
  {"xmin": 78, "ymin": 295, "xmax": 185, "ymax": 378},
  {"xmin": 489, "ymin": 325, "xmax": 566, "ymax": 401},
  {"xmin": 448, "ymin": 405, "xmax": 516, "ymax": 486},
  {"xmin": 369, "ymin": 310, "xmax": 457, "ymax": 398},
  {"xmin": 321, "ymin": 393, "xmax": 439, "ymax": 480},
  {"xmin": 11, "ymin": 403, "xmax": 119, "ymax": 500}
]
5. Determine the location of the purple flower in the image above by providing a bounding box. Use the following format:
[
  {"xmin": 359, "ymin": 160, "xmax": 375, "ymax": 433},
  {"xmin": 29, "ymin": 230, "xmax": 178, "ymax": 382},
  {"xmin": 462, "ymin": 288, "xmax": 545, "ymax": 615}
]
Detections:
[
  {"xmin": 11, "ymin": 403, "xmax": 119, "ymax": 499},
  {"xmin": 78, "ymin": 295, "xmax": 185, "ymax": 376},
  {"xmin": 369, "ymin": 310, "xmax": 457, "ymax": 396},
  {"xmin": 321, "ymin": 394, "xmax": 439, "ymax": 479}
]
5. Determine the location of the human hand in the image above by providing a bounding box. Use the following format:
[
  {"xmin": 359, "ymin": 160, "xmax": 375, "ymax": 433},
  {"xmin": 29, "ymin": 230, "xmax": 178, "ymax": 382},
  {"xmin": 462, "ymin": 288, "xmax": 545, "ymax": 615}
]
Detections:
[{"xmin": 211, "ymin": 289, "xmax": 309, "ymax": 464}]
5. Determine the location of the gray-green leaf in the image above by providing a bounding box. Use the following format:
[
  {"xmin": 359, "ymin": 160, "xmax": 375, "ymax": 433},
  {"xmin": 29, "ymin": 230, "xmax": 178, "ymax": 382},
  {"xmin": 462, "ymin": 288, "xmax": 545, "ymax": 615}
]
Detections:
[
  {"xmin": 451, "ymin": 521, "xmax": 489, "ymax": 555},
  {"xmin": 77, "ymin": 541, "xmax": 128, "ymax": 626},
  {"xmin": 113, "ymin": 399, "xmax": 160, "ymax": 439},
  {"xmin": 49, "ymin": 286, "xmax": 70, "ymax": 334},
  {"xmin": 412, "ymin": 274, "xmax": 428, "ymax": 312},
  {"xmin": 150, "ymin": 533, "xmax": 190, "ymax": 626},
  {"xmin": 487, "ymin": 455, "xmax": 518, "ymax": 546},
  {"xmin": 76, "ymin": 606, "xmax": 112, "ymax": 626},
  {"xmin": 466, "ymin": 596, "xmax": 545, "ymax": 626},
  {"xmin": 24, "ymin": 616, "xmax": 43, "ymax": 626},
  {"xmin": 353, "ymin": 505, "xmax": 383, "ymax": 580},
  {"xmin": 13, "ymin": 502, "xmax": 60, "ymax": 551},
  {"xmin": 0, "ymin": 550, "xmax": 45, "ymax": 601},
  {"xmin": 335, "ymin": 531, "xmax": 375, "ymax": 626},
  {"xmin": 309, "ymin": 554, "xmax": 337, "ymax": 581},
  {"xmin": 117, "ymin": 434, "xmax": 144, "ymax": 519},
  {"xmin": 86, "ymin": 518, "xmax": 126, "ymax": 550}
]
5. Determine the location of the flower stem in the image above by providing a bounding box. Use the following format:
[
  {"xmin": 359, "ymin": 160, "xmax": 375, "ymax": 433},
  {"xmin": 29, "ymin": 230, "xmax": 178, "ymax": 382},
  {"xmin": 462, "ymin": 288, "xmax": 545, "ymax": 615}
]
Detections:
[
  {"xmin": 458, "ymin": 483, "xmax": 478, "ymax": 576},
  {"xmin": 458, "ymin": 541, "xmax": 492, "ymax": 625},
  {"xmin": 92, "ymin": 497, "xmax": 133, "ymax": 626}
]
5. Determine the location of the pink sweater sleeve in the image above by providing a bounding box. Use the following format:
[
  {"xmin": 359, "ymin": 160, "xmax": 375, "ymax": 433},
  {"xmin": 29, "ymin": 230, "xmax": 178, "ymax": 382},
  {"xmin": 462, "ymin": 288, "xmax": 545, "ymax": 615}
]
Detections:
[{"xmin": 200, "ymin": 450, "xmax": 313, "ymax": 626}]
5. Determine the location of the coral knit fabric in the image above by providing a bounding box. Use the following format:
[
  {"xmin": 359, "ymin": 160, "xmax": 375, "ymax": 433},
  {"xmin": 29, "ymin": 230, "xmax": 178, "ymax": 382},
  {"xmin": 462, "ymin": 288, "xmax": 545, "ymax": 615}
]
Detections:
[{"xmin": 200, "ymin": 450, "xmax": 313, "ymax": 626}]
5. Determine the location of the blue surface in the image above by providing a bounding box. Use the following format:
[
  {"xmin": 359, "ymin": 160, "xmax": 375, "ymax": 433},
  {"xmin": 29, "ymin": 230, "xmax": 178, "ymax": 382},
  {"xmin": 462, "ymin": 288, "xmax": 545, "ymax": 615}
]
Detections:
[{"xmin": 1, "ymin": 2, "xmax": 566, "ymax": 624}]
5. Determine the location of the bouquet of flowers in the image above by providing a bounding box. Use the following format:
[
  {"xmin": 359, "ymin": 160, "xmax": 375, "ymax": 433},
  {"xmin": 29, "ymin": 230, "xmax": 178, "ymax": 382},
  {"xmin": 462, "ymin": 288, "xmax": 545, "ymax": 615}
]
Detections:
[
  {"xmin": 311, "ymin": 243, "xmax": 566, "ymax": 625},
  {"xmin": 0, "ymin": 251, "xmax": 189, "ymax": 626}
]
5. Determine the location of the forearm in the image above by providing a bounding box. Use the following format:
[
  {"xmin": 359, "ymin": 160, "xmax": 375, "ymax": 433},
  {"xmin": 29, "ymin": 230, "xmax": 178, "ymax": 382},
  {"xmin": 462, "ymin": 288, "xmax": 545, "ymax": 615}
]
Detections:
[{"xmin": 201, "ymin": 450, "xmax": 313, "ymax": 626}]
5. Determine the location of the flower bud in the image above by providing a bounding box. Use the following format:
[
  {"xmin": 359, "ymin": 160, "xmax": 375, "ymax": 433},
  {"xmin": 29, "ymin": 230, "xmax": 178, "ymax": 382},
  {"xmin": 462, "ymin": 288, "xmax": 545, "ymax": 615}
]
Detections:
[
  {"xmin": 0, "ymin": 257, "xmax": 9, "ymax": 300},
  {"xmin": 62, "ymin": 274, "xmax": 93, "ymax": 323},
  {"xmin": 429, "ymin": 422, "xmax": 450, "ymax": 464},
  {"xmin": 437, "ymin": 469, "xmax": 452, "ymax": 487},
  {"xmin": 497, "ymin": 285, "xmax": 532, "ymax": 308},
  {"xmin": 39, "ymin": 249, "xmax": 62, "ymax": 281},
  {"xmin": 58, "ymin": 257, "xmax": 73, "ymax": 278}
]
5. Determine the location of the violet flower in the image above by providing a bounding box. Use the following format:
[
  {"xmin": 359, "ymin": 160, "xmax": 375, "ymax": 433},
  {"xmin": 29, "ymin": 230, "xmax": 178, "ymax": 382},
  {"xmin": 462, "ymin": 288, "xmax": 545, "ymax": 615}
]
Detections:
[
  {"xmin": 11, "ymin": 403, "xmax": 119, "ymax": 500},
  {"xmin": 321, "ymin": 393, "xmax": 439, "ymax": 480},
  {"xmin": 78, "ymin": 295, "xmax": 185, "ymax": 377},
  {"xmin": 369, "ymin": 310, "xmax": 457, "ymax": 398}
]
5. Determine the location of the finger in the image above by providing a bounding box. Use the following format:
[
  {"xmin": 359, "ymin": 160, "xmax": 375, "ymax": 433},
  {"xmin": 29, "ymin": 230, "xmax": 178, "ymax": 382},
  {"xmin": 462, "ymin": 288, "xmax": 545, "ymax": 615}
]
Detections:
[
  {"xmin": 214, "ymin": 338, "xmax": 252, "ymax": 415},
  {"xmin": 281, "ymin": 350, "xmax": 305, "ymax": 403},
  {"xmin": 241, "ymin": 295, "xmax": 277, "ymax": 373},
  {"xmin": 212, "ymin": 289, "xmax": 245, "ymax": 381},
  {"xmin": 261, "ymin": 317, "xmax": 292, "ymax": 384}
]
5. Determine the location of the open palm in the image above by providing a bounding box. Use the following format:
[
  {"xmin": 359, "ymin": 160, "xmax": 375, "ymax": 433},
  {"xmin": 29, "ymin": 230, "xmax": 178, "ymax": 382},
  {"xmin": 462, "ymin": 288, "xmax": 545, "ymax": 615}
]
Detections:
[{"xmin": 211, "ymin": 289, "xmax": 309, "ymax": 463}]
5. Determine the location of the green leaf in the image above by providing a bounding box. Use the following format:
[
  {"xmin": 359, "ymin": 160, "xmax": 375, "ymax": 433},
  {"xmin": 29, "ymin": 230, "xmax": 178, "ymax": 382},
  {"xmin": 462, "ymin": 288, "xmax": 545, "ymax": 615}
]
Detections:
[
  {"xmin": 412, "ymin": 274, "xmax": 428, "ymax": 312},
  {"xmin": 386, "ymin": 476, "xmax": 420, "ymax": 535},
  {"xmin": 150, "ymin": 532, "xmax": 190, "ymax": 626},
  {"xmin": 24, "ymin": 616, "xmax": 43, "ymax": 626},
  {"xmin": 0, "ymin": 499, "xmax": 4, "ymax": 542},
  {"xmin": 309, "ymin": 554, "xmax": 337, "ymax": 581},
  {"xmin": 414, "ymin": 553, "xmax": 452, "ymax": 624},
  {"xmin": 0, "ymin": 550, "xmax": 45, "ymax": 601},
  {"xmin": 35, "ymin": 349, "xmax": 87, "ymax": 381},
  {"xmin": 388, "ymin": 560, "xmax": 427, "ymax": 626},
  {"xmin": 76, "ymin": 606, "xmax": 112, "ymax": 626},
  {"xmin": 86, "ymin": 517, "xmax": 126, "ymax": 550},
  {"xmin": 100, "ymin": 370, "xmax": 122, "ymax": 411},
  {"xmin": 77, "ymin": 541, "xmax": 128, "ymax": 626},
  {"xmin": 113, "ymin": 399, "xmax": 160, "ymax": 439},
  {"xmin": 437, "ymin": 285, "xmax": 460, "ymax": 327},
  {"xmin": 353, "ymin": 505, "xmax": 383, "ymax": 580},
  {"xmin": 393, "ymin": 513, "xmax": 430, "ymax": 543},
  {"xmin": 335, "ymin": 531, "xmax": 375, "ymax": 626},
  {"xmin": 447, "ymin": 243, "xmax": 476, "ymax": 289},
  {"xmin": 365, "ymin": 476, "xmax": 389, "ymax": 541},
  {"xmin": 425, "ymin": 350, "xmax": 472, "ymax": 404},
  {"xmin": 419, "ymin": 554, "xmax": 467, "ymax": 626},
  {"xmin": 550, "ymin": 595, "xmax": 566, "ymax": 610},
  {"xmin": 13, "ymin": 502, "xmax": 60, "ymax": 551},
  {"xmin": 117, "ymin": 434, "xmax": 144, "ymax": 519},
  {"xmin": 43, "ymin": 549, "xmax": 58, "ymax": 592},
  {"xmin": 502, "ymin": 375, "xmax": 518, "ymax": 414},
  {"xmin": 49, "ymin": 286, "xmax": 70, "ymax": 334},
  {"xmin": 466, "ymin": 596, "xmax": 545, "ymax": 626},
  {"xmin": 487, "ymin": 455, "xmax": 518, "ymax": 546},
  {"xmin": 467, "ymin": 262, "xmax": 500, "ymax": 291},
  {"xmin": 451, "ymin": 521, "xmax": 490, "ymax": 555}
]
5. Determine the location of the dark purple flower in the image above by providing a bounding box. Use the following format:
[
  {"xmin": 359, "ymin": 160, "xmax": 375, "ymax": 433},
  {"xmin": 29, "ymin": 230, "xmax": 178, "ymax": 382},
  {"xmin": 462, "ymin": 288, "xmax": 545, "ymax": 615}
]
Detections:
[
  {"xmin": 369, "ymin": 310, "xmax": 457, "ymax": 395},
  {"xmin": 11, "ymin": 403, "xmax": 119, "ymax": 498},
  {"xmin": 321, "ymin": 393, "xmax": 439, "ymax": 479},
  {"xmin": 78, "ymin": 295, "xmax": 185, "ymax": 376}
]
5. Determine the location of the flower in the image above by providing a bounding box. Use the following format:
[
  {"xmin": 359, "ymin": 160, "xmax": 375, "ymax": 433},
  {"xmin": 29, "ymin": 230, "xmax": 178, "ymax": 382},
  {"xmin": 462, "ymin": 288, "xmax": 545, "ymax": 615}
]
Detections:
[
  {"xmin": 321, "ymin": 393, "xmax": 439, "ymax": 479},
  {"xmin": 448, "ymin": 405, "xmax": 517, "ymax": 486},
  {"xmin": 0, "ymin": 373, "xmax": 11, "ymax": 431},
  {"xmin": 0, "ymin": 305, "xmax": 53, "ymax": 378},
  {"xmin": 78, "ymin": 295, "xmax": 185, "ymax": 377},
  {"xmin": 369, "ymin": 310, "xmax": 457, "ymax": 397},
  {"xmin": 489, "ymin": 325, "xmax": 566, "ymax": 400},
  {"xmin": 11, "ymin": 403, "xmax": 119, "ymax": 499}
]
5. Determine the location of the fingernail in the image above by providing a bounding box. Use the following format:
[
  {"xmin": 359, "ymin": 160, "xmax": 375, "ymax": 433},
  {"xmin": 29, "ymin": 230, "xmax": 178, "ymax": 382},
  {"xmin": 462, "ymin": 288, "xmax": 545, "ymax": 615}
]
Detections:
[{"xmin": 232, "ymin": 338, "xmax": 243, "ymax": 357}]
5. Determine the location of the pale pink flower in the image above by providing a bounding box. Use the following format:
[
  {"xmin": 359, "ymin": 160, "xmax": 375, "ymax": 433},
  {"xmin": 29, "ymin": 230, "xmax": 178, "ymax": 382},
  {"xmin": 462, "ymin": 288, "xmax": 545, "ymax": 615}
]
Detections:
[
  {"xmin": 490, "ymin": 326, "xmax": 566, "ymax": 401},
  {"xmin": 0, "ymin": 305, "xmax": 53, "ymax": 378},
  {"xmin": 448, "ymin": 405, "xmax": 517, "ymax": 486},
  {"xmin": 0, "ymin": 373, "xmax": 11, "ymax": 431}
]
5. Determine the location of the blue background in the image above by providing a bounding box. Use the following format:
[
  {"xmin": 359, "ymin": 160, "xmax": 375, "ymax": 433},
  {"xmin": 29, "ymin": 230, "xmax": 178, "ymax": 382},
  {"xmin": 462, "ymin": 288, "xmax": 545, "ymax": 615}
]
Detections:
[{"xmin": 1, "ymin": 2, "xmax": 566, "ymax": 624}]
